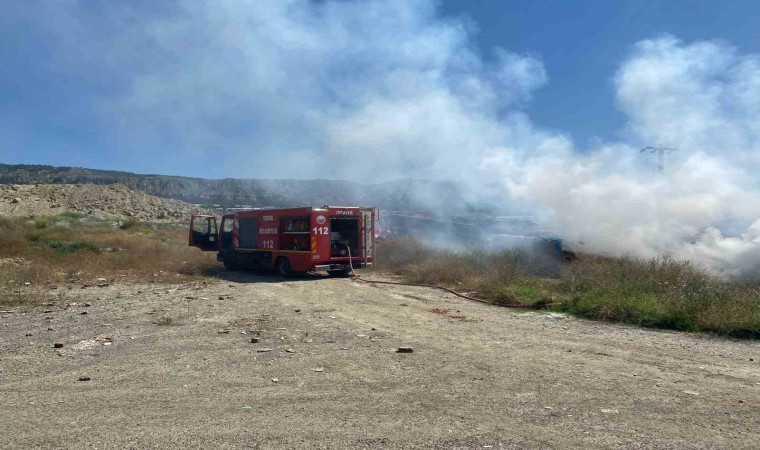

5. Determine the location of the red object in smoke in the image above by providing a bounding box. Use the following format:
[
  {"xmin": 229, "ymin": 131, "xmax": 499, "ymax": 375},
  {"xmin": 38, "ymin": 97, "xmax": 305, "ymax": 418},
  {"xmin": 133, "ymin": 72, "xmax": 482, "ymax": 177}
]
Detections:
[
  {"xmin": 189, "ymin": 206, "xmax": 379, "ymax": 275},
  {"xmin": 374, "ymin": 221, "xmax": 387, "ymax": 240}
]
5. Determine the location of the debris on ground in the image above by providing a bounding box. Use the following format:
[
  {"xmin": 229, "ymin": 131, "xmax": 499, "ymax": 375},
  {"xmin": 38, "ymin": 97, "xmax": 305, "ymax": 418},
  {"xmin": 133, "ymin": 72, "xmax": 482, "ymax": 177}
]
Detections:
[{"xmin": 545, "ymin": 313, "xmax": 568, "ymax": 320}]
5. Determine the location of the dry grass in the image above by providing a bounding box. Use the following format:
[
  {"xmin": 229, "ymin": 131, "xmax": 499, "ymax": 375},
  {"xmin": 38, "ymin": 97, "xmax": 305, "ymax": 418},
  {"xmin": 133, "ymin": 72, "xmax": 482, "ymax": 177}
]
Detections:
[
  {"xmin": 0, "ymin": 215, "xmax": 219, "ymax": 307},
  {"xmin": 559, "ymin": 255, "xmax": 760, "ymax": 337},
  {"xmin": 375, "ymin": 238, "xmax": 760, "ymax": 338}
]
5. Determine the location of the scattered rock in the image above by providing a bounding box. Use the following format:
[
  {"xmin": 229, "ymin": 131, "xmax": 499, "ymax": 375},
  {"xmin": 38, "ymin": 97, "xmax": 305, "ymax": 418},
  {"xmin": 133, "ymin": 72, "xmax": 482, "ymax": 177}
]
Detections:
[
  {"xmin": 683, "ymin": 390, "xmax": 700, "ymax": 396},
  {"xmin": 53, "ymin": 342, "xmax": 64, "ymax": 348},
  {"xmin": 11, "ymin": 197, "xmax": 21, "ymax": 204},
  {"xmin": 294, "ymin": 309, "xmax": 301, "ymax": 313},
  {"xmin": 545, "ymin": 313, "xmax": 568, "ymax": 320},
  {"xmin": 601, "ymin": 409, "xmax": 619, "ymax": 414},
  {"xmin": 78, "ymin": 376, "xmax": 91, "ymax": 382},
  {"xmin": 256, "ymin": 348, "xmax": 272, "ymax": 352},
  {"xmin": 218, "ymin": 329, "xmax": 230, "ymax": 334},
  {"xmin": 271, "ymin": 378, "xmax": 279, "ymax": 383},
  {"xmin": 314, "ymin": 368, "xmax": 324, "ymax": 372},
  {"xmin": 249, "ymin": 337, "xmax": 260, "ymax": 343},
  {"xmin": 80, "ymin": 311, "xmax": 88, "ymax": 315},
  {"xmin": 286, "ymin": 348, "xmax": 295, "ymax": 353},
  {"xmin": 396, "ymin": 347, "xmax": 414, "ymax": 353}
]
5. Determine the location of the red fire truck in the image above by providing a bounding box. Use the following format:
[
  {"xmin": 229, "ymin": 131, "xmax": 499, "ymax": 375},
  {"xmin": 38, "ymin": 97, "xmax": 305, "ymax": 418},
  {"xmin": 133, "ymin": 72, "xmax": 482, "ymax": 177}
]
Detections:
[{"xmin": 189, "ymin": 206, "xmax": 378, "ymax": 276}]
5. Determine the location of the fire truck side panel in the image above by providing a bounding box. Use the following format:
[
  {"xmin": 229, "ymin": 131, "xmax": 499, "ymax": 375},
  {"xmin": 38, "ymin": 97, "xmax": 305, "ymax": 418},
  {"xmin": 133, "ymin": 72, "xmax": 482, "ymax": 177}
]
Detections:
[
  {"xmin": 311, "ymin": 210, "xmax": 331, "ymax": 267},
  {"xmin": 202, "ymin": 206, "xmax": 374, "ymax": 273}
]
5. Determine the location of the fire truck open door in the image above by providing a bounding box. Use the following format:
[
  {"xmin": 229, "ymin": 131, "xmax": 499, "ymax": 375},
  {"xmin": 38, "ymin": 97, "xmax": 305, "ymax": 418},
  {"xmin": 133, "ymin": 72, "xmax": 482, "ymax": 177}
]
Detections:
[
  {"xmin": 361, "ymin": 207, "xmax": 378, "ymax": 264},
  {"xmin": 189, "ymin": 214, "xmax": 218, "ymax": 251}
]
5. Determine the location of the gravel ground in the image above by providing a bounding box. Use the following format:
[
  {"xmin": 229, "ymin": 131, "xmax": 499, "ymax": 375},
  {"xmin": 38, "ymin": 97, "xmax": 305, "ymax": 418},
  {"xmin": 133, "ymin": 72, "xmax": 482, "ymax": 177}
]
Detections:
[{"xmin": 1, "ymin": 273, "xmax": 758, "ymax": 449}]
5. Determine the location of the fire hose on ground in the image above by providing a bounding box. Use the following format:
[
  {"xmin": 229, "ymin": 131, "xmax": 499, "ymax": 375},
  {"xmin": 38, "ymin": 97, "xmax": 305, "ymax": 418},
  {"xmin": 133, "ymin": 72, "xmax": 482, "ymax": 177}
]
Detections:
[{"xmin": 344, "ymin": 246, "xmax": 540, "ymax": 309}]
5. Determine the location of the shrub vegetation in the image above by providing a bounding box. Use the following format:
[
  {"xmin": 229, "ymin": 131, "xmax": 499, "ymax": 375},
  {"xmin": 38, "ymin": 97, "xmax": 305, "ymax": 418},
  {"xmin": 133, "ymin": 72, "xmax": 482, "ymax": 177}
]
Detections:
[
  {"xmin": 0, "ymin": 215, "xmax": 218, "ymax": 307},
  {"xmin": 375, "ymin": 238, "xmax": 760, "ymax": 338}
]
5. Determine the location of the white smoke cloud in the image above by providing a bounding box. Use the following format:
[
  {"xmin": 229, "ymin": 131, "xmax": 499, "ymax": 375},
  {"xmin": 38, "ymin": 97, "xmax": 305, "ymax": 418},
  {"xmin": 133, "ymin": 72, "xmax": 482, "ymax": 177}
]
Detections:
[
  {"xmin": 507, "ymin": 36, "xmax": 760, "ymax": 277},
  {"xmin": 109, "ymin": 0, "xmax": 550, "ymax": 182},
  {"xmin": 6, "ymin": 2, "xmax": 760, "ymax": 275}
]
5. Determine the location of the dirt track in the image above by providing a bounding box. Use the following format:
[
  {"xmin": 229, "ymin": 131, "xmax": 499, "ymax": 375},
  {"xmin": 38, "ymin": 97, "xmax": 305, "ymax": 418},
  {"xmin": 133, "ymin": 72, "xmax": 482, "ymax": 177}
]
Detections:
[{"xmin": 1, "ymin": 273, "xmax": 758, "ymax": 449}]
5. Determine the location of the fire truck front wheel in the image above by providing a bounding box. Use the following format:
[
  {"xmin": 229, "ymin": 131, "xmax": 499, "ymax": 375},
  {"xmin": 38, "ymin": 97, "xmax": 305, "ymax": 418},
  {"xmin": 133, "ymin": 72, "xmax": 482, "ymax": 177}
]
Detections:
[{"xmin": 275, "ymin": 257, "xmax": 292, "ymax": 277}]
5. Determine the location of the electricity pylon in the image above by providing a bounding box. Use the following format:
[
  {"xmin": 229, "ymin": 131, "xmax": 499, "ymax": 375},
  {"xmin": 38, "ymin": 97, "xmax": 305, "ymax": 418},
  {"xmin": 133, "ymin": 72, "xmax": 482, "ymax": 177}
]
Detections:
[{"xmin": 640, "ymin": 146, "xmax": 677, "ymax": 173}]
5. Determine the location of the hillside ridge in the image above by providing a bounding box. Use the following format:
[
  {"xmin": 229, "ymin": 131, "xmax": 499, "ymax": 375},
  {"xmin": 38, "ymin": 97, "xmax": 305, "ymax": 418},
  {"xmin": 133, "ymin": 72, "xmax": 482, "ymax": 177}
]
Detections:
[
  {"xmin": 0, "ymin": 163, "xmax": 468, "ymax": 212},
  {"xmin": 0, "ymin": 183, "xmax": 208, "ymax": 222}
]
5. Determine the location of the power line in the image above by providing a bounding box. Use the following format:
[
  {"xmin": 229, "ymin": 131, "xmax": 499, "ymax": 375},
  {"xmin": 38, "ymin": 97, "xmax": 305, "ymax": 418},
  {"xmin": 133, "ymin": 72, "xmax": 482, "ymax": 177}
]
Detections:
[{"xmin": 640, "ymin": 146, "xmax": 677, "ymax": 173}]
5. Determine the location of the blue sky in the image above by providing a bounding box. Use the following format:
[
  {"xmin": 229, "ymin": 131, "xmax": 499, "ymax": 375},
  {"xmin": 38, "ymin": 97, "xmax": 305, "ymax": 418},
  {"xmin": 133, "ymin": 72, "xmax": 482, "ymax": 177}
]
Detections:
[
  {"xmin": 439, "ymin": 0, "xmax": 760, "ymax": 148},
  {"xmin": 0, "ymin": 0, "xmax": 758, "ymax": 179}
]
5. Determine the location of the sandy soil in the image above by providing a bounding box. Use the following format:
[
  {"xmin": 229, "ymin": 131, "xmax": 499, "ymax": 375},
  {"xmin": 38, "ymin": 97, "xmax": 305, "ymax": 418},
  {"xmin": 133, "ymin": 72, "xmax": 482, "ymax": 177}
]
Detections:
[{"xmin": 1, "ymin": 272, "xmax": 758, "ymax": 449}]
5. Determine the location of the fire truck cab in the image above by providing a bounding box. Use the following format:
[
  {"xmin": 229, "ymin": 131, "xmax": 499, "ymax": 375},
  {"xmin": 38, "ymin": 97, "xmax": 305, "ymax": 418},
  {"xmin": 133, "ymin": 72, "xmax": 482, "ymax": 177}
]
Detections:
[{"xmin": 189, "ymin": 206, "xmax": 378, "ymax": 276}]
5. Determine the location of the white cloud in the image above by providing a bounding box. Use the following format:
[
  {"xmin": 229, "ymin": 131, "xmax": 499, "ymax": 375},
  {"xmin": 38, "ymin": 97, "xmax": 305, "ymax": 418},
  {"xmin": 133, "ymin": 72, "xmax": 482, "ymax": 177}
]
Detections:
[{"xmin": 615, "ymin": 35, "xmax": 760, "ymax": 167}]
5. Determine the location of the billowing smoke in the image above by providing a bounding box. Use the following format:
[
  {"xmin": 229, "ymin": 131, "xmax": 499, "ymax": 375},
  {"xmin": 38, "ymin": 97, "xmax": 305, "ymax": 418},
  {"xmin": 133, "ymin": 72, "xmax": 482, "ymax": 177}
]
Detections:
[
  {"xmin": 503, "ymin": 36, "xmax": 760, "ymax": 277},
  {"xmin": 4, "ymin": 1, "xmax": 760, "ymax": 276}
]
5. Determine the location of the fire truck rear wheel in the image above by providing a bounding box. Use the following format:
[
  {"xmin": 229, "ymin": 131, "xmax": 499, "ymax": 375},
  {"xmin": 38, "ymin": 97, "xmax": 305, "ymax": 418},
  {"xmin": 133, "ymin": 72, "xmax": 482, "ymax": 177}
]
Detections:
[
  {"xmin": 275, "ymin": 257, "xmax": 292, "ymax": 277},
  {"xmin": 328, "ymin": 269, "xmax": 351, "ymax": 277},
  {"xmin": 223, "ymin": 253, "xmax": 244, "ymax": 271}
]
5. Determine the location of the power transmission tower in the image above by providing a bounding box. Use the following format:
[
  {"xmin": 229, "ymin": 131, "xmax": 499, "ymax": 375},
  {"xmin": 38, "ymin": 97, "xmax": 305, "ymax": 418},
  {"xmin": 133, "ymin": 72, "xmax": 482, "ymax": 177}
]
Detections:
[{"xmin": 640, "ymin": 146, "xmax": 677, "ymax": 173}]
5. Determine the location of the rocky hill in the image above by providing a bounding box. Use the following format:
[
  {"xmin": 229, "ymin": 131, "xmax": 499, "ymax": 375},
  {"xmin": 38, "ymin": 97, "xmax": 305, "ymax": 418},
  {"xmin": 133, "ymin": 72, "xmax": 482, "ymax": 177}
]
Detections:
[
  {"xmin": 0, "ymin": 163, "xmax": 470, "ymax": 213},
  {"xmin": 0, "ymin": 183, "xmax": 208, "ymax": 222}
]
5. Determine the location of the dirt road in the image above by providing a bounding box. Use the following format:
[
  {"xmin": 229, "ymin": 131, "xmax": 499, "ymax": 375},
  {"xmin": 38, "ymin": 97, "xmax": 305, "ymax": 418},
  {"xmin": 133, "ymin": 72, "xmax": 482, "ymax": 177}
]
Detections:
[{"xmin": 1, "ymin": 273, "xmax": 758, "ymax": 448}]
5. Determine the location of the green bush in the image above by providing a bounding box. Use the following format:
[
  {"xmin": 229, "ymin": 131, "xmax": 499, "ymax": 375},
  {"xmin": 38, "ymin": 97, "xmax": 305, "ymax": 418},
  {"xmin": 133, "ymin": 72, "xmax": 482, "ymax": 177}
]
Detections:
[
  {"xmin": 34, "ymin": 216, "xmax": 51, "ymax": 229},
  {"xmin": 32, "ymin": 239, "xmax": 100, "ymax": 254},
  {"xmin": 59, "ymin": 212, "xmax": 85, "ymax": 220}
]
